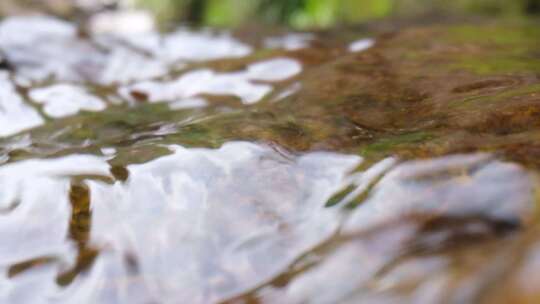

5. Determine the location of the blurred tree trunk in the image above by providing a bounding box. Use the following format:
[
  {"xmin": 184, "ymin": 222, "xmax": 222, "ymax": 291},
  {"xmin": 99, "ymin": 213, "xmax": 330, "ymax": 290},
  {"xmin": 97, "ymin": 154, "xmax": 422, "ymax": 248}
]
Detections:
[
  {"xmin": 527, "ymin": 0, "xmax": 540, "ymax": 13},
  {"xmin": 186, "ymin": 0, "xmax": 206, "ymax": 24}
]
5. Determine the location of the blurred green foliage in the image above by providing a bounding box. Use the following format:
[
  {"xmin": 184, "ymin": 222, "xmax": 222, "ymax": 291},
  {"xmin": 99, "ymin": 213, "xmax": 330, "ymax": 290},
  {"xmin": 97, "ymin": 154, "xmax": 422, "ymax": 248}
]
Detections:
[{"xmin": 136, "ymin": 0, "xmax": 540, "ymax": 28}]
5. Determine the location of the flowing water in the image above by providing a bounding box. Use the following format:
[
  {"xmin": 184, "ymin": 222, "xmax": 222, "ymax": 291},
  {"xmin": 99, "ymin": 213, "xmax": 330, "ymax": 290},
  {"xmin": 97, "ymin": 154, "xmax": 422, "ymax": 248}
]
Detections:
[{"xmin": 1, "ymin": 13, "xmax": 540, "ymax": 304}]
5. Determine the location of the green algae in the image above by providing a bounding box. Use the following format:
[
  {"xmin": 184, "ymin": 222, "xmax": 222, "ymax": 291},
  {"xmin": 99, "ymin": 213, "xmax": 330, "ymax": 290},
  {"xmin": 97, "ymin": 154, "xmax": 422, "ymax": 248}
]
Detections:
[
  {"xmin": 5, "ymin": 21, "xmax": 538, "ymax": 171},
  {"xmin": 447, "ymin": 24, "xmax": 540, "ymax": 74},
  {"xmin": 452, "ymin": 83, "xmax": 540, "ymax": 107},
  {"xmin": 360, "ymin": 132, "xmax": 434, "ymax": 158}
]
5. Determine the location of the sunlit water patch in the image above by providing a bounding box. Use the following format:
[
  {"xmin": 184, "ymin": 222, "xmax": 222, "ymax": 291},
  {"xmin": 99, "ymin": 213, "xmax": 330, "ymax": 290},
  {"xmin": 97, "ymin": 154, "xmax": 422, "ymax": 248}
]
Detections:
[
  {"xmin": 0, "ymin": 142, "xmax": 360, "ymax": 303},
  {"xmin": 121, "ymin": 58, "xmax": 302, "ymax": 105},
  {"xmin": 0, "ymin": 15, "xmax": 252, "ymax": 86},
  {"xmin": 349, "ymin": 38, "xmax": 375, "ymax": 53},
  {"xmin": 0, "ymin": 72, "xmax": 44, "ymax": 136},
  {"xmin": 0, "ymin": 143, "xmax": 533, "ymax": 303},
  {"xmin": 30, "ymin": 84, "xmax": 106, "ymax": 118}
]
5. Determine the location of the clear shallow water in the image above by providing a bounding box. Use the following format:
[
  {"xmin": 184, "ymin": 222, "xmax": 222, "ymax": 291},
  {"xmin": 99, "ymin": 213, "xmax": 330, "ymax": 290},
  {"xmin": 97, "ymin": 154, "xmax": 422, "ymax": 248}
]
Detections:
[{"xmin": 1, "ymin": 14, "xmax": 540, "ymax": 304}]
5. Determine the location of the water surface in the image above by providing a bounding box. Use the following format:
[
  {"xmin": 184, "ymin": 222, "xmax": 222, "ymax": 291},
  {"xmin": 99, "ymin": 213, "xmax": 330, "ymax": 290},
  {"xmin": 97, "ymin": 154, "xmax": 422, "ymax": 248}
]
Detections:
[{"xmin": 1, "ymin": 15, "xmax": 540, "ymax": 303}]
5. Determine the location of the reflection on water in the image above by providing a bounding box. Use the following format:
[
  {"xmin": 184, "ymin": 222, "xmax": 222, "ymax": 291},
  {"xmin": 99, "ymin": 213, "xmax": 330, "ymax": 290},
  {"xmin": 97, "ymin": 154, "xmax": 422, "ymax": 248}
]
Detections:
[
  {"xmin": 1, "ymin": 13, "xmax": 540, "ymax": 304},
  {"xmin": 0, "ymin": 141, "xmax": 358, "ymax": 303},
  {"xmin": 0, "ymin": 144, "xmax": 533, "ymax": 303},
  {"xmin": 0, "ymin": 72, "xmax": 43, "ymax": 136},
  {"xmin": 0, "ymin": 16, "xmax": 101, "ymax": 83},
  {"xmin": 30, "ymin": 84, "xmax": 106, "ymax": 118},
  {"xmin": 344, "ymin": 154, "xmax": 532, "ymax": 233},
  {"xmin": 85, "ymin": 142, "xmax": 359, "ymax": 303},
  {"xmin": 121, "ymin": 58, "xmax": 301, "ymax": 105},
  {"xmin": 349, "ymin": 38, "xmax": 375, "ymax": 53},
  {"xmin": 88, "ymin": 10, "xmax": 156, "ymax": 36},
  {"xmin": 0, "ymin": 155, "xmax": 109, "ymax": 303},
  {"xmin": 264, "ymin": 33, "xmax": 314, "ymax": 51},
  {"xmin": 0, "ymin": 15, "xmax": 251, "ymax": 85}
]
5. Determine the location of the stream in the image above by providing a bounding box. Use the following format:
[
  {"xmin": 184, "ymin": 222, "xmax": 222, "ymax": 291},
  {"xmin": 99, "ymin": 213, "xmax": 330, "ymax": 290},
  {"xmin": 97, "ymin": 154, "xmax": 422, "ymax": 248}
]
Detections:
[{"xmin": 0, "ymin": 13, "xmax": 540, "ymax": 304}]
